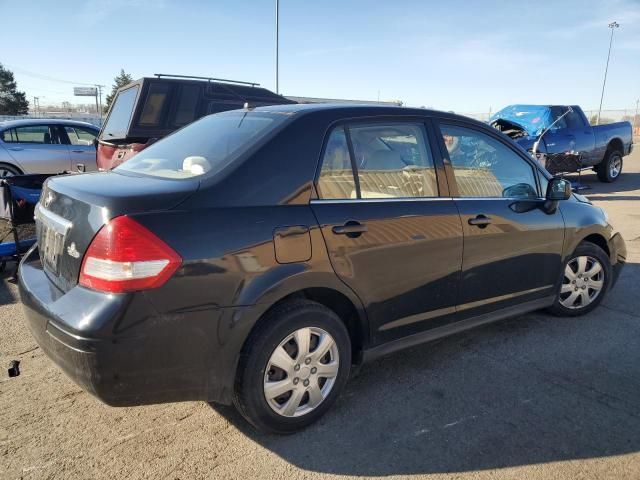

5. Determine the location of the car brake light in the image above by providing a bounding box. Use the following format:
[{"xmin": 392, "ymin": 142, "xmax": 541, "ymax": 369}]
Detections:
[{"xmin": 79, "ymin": 216, "xmax": 181, "ymax": 293}]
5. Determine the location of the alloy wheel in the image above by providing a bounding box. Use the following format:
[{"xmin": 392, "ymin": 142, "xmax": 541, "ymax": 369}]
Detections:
[
  {"xmin": 609, "ymin": 155, "xmax": 622, "ymax": 178},
  {"xmin": 263, "ymin": 327, "xmax": 339, "ymax": 418},
  {"xmin": 0, "ymin": 167, "xmax": 15, "ymax": 178},
  {"xmin": 559, "ymin": 256, "xmax": 605, "ymax": 309}
]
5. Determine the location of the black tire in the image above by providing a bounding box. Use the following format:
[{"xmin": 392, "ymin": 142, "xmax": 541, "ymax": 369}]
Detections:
[
  {"xmin": 233, "ymin": 299, "xmax": 351, "ymax": 434},
  {"xmin": 548, "ymin": 242, "xmax": 611, "ymax": 317},
  {"xmin": 0, "ymin": 163, "xmax": 21, "ymax": 177},
  {"xmin": 596, "ymin": 150, "xmax": 623, "ymax": 183}
]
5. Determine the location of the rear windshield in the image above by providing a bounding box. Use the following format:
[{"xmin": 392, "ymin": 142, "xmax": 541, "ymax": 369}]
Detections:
[
  {"xmin": 101, "ymin": 85, "xmax": 139, "ymax": 140},
  {"xmin": 115, "ymin": 111, "xmax": 288, "ymax": 179}
]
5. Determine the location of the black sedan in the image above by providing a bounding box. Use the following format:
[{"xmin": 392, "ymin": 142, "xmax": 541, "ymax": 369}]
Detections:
[{"xmin": 19, "ymin": 104, "xmax": 626, "ymax": 434}]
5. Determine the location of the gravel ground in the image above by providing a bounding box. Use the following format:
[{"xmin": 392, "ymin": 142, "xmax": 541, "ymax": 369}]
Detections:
[{"xmin": 1, "ymin": 149, "xmax": 639, "ymax": 479}]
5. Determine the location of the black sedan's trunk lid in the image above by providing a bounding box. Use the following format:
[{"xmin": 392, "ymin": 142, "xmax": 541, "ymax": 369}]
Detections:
[{"xmin": 36, "ymin": 171, "xmax": 198, "ymax": 292}]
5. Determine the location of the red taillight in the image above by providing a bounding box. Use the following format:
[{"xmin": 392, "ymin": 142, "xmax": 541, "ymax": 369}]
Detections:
[{"xmin": 79, "ymin": 216, "xmax": 181, "ymax": 293}]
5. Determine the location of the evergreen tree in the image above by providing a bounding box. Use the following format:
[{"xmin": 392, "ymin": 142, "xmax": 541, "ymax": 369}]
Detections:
[
  {"xmin": 0, "ymin": 63, "xmax": 29, "ymax": 115},
  {"xmin": 105, "ymin": 69, "xmax": 134, "ymax": 112}
]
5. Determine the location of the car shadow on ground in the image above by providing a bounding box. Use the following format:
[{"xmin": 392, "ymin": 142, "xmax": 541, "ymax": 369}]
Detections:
[
  {"xmin": 565, "ymin": 171, "xmax": 640, "ymax": 199},
  {"xmin": 0, "ymin": 260, "xmax": 19, "ymax": 305},
  {"xmin": 211, "ymin": 262, "xmax": 640, "ymax": 476}
]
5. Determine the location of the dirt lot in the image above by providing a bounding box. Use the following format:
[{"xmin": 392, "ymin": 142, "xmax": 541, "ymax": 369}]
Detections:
[{"xmin": 2, "ymin": 148, "xmax": 640, "ymax": 480}]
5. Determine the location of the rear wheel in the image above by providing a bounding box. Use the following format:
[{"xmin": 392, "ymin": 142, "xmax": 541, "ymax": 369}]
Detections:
[
  {"xmin": 548, "ymin": 242, "xmax": 610, "ymax": 317},
  {"xmin": 597, "ymin": 150, "xmax": 622, "ymax": 182},
  {"xmin": 233, "ymin": 299, "xmax": 351, "ymax": 434},
  {"xmin": 0, "ymin": 163, "xmax": 21, "ymax": 178}
]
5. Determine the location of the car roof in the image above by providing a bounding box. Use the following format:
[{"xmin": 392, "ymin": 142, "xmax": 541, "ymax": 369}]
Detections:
[
  {"xmin": 0, "ymin": 118, "xmax": 99, "ymax": 130},
  {"xmin": 248, "ymin": 102, "xmax": 480, "ymax": 124}
]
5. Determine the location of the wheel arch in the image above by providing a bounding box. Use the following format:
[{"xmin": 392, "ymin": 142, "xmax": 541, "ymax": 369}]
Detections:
[
  {"xmin": 606, "ymin": 137, "xmax": 624, "ymax": 156},
  {"xmin": 236, "ymin": 271, "xmax": 370, "ymax": 365},
  {"xmin": 581, "ymin": 233, "xmax": 611, "ymax": 258},
  {"xmin": 0, "ymin": 161, "xmax": 23, "ymax": 176}
]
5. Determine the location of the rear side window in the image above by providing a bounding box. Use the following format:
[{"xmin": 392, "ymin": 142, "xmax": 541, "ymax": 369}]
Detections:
[
  {"xmin": 1, "ymin": 129, "xmax": 17, "ymax": 142},
  {"xmin": 101, "ymin": 85, "xmax": 139, "ymax": 139},
  {"xmin": 316, "ymin": 122, "xmax": 438, "ymax": 199},
  {"xmin": 350, "ymin": 123, "xmax": 437, "ymax": 198},
  {"xmin": 116, "ymin": 111, "xmax": 288, "ymax": 179},
  {"xmin": 173, "ymin": 84, "xmax": 200, "ymax": 126},
  {"xmin": 139, "ymin": 83, "xmax": 170, "ymax": 127},
  {"xmin": 317, "ymin": 127, "xmax": 357, "ymax": 199},
  {"xmin": 1, "ymin": 125, "xmax": 61, "ymax": 144}
]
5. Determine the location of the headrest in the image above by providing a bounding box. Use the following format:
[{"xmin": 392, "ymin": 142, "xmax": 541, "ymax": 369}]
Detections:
[{"xmin": 366, "ymin": 150, "xmax": 405, "ymax": 170}]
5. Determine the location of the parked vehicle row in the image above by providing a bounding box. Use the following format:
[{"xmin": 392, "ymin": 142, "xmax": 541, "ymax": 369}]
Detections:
[
  {"xmin": 491, "ymin": 104, "xmax": 633, "ymax": 182},
  {"xmin": 19, "ymin": 104, "xmax": 626, "ymax": 433}
]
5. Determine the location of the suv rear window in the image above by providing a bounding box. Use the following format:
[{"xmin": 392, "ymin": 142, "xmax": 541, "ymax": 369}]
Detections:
[
  {"xmin": 116, "ymin": 111, "xmax": 287, "ymax": 179},
  {"xmin": 101, "ymin": 85, "xmax": 139, "ymax": 140}
]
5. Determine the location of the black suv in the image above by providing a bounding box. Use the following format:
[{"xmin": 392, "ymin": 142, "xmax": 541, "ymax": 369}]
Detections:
[{"xmin": 19, "ymin": 104, "xmax": 626, "ymax": 434}]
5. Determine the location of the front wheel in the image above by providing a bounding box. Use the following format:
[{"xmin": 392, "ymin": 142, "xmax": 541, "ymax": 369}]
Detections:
[
  {"xmin": 233, "ymin": 300, "xmax": 351, "ymax": 434},
  {"xmin": 548, "ymin": 242, "xmax": 611, "ymax": 317},
  {"xmin": 597, "ymin": 150, "xmax": 623, "ymax": 183}
]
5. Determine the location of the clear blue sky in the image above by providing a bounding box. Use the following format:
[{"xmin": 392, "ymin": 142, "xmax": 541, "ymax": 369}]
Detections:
[{"xmin": 1, "ymin": 0, "xmax": 639, "ymax": 113}]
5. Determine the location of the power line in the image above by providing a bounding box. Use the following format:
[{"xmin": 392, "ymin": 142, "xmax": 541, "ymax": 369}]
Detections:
[{"xmin": 7, "ymin": 65, "xmax": 100, "ymax": 86}]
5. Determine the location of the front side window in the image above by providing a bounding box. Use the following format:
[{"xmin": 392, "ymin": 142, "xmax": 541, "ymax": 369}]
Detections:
[
  {"xmin": 441, "ymin": 124, "xmax": 538, "ymax": 199},
  {"xmin": 64, "ymin": 126, "xmax": 97, "ymax": 145},
  {"xmin": 116, "ymin": 111, "xmax": 288, "ymax": 179},
  {"xmin": 564, "ymin": 109, "xmax": 585, "ymax": 129}
]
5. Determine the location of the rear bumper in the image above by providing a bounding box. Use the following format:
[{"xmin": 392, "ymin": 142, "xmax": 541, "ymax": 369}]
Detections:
[{"xmin": 18, "ymin": 247, "xmax": 245, "ymax": 406}]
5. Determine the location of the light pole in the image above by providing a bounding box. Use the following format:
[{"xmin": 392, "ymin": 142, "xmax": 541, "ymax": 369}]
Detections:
[
  {"xmin": 275, "ymin": 0, "xmax": 279, "ymax": 94},
  {"xmin": 597, "ymin": 21, "xmax": 620, "ymax": 125}
]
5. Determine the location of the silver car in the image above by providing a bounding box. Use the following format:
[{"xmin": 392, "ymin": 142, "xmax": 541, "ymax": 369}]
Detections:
[{"xmin": 0, "ymin": 119, "xmax": 99, "ymax": 177}]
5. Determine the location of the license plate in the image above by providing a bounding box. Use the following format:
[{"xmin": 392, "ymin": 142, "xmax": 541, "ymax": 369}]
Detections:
[
  {"xmin": 35, "ymin": 204, "xmax": 72, "ymax": 275},
  {"xmin": 41, "ymin": 224, "xmax": 64, "ymax": 274}
]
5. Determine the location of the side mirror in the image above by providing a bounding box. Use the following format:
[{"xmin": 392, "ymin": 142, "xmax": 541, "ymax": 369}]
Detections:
[{"xmin": 546, "ymin": 177, "xmax": 572, "ymax": 201}]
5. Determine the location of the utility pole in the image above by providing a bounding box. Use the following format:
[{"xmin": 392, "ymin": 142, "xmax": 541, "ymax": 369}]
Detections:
[
  {"xmin": 95, "ymin": 84, "xmax": 104, "ymax": 121},
  {"xmin": 275, "ymin": 0, "xmax": 279, "ymax": 94},
  {"xmin": 597, "ymin": 21, "xmax": 620, "ymax": 125},
  {"xmin": 634, "ymin": 98, "xmax": 639, "ymax": 137},
  {"xmin": 33, "ymin": 96, "xmax": 39, "ymax": 117}
]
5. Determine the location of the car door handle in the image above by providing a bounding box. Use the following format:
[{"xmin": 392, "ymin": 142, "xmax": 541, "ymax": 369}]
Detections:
[
  {"xmin": 8, "ymin": 147, "xmax": 23, "ymax": 151},
  {"xmin": 332, "ymin": 222, "xmax": 367, "ymax": 237},
  {"xmin": 468, "ymin": 215, "xmax": 492, "ymax": 228},
  {"xmin": 71, "ymin": 149, "xmax": 85, "ymax": 153}
]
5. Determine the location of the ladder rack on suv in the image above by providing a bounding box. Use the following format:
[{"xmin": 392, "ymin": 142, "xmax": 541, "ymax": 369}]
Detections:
[{"xmin": 153, "ymin": 74, "xmax": 259, "ymax": 87}]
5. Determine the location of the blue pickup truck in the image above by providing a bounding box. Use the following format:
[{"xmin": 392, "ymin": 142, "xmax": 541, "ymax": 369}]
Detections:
[{"xmin": 490, "ymin": 105, "xmax": 633, "ymax": 182}]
